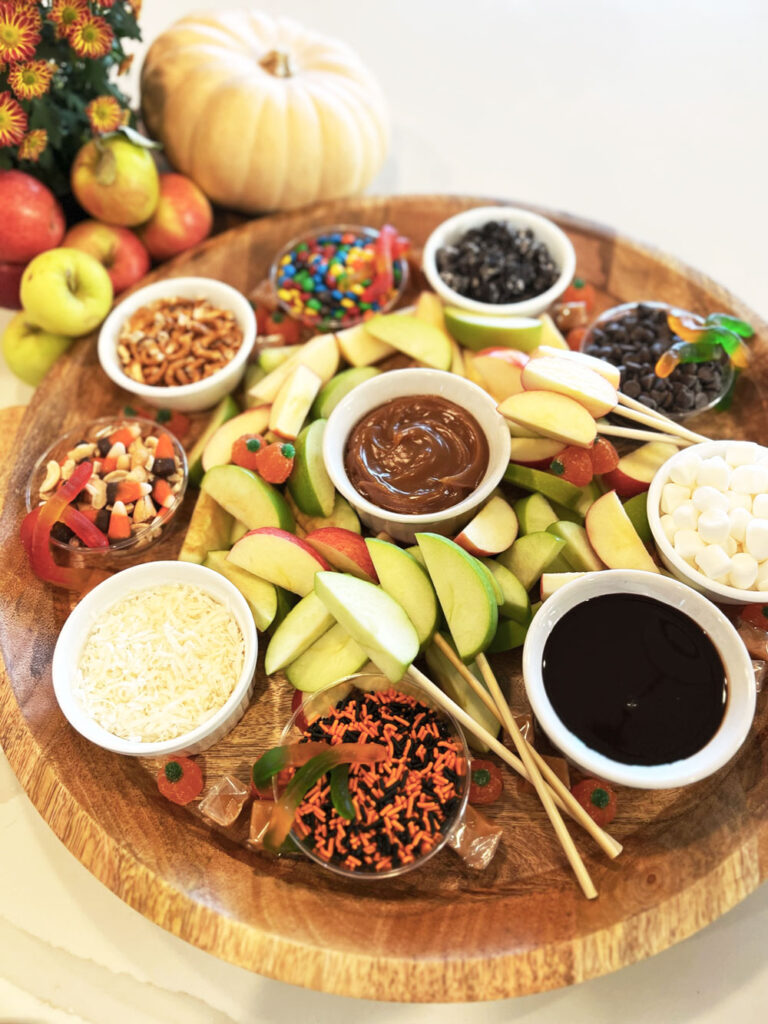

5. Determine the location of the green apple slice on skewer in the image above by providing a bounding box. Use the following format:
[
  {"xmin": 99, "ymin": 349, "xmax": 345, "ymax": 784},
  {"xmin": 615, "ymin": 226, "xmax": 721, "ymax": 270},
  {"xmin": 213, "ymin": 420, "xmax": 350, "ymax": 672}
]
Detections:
[
  {"xmin": 288, "ymin": 418, "xmax": 336, "ymax": 518},
  {"xmin": 201, "ymin": 464, "xmax": 294, "ymax": 531},
  {"xmin": 497, "ymin": 532, "xmax": 566, "ymax": 591},
  {"xmin": 285, "ymin": 623, "xmax": 368, "ymax": 692},
  {"xmin": 365, "ymin": 538, "xmax": 439, "ymax": 648},
  {"xmin": 264, "ymin": 592, "xmax": 335, "ymax": 675},
  {"xmin": 443, "ymin": 308, "xmax": 543, "ymax": 352}
]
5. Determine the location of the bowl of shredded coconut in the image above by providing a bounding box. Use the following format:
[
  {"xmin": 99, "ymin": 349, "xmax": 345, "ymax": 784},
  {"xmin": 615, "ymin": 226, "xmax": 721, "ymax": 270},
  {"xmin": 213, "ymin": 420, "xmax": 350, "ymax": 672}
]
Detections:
[{"xmin": 52, "ymin": 560, "xmax": 258, "ymax": 756}]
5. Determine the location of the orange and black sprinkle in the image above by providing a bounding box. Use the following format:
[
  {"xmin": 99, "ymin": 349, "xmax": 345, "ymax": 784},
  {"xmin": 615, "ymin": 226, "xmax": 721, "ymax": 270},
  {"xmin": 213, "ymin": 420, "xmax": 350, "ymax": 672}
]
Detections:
[{"xmin": 292, "ymin": 688, "xmax": 466, "ymax": 873}]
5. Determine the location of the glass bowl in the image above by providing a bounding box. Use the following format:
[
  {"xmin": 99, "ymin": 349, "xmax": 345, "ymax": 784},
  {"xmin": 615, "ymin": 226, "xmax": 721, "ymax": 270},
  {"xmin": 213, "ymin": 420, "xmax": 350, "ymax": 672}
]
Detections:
[
  {"xmin": 580, "ymin": 300, "xmax": 734, "ymax": 421},
  {"xmin": 269, "ymin": 223, "xmax": 409, "ymax": 333},
  {"xmin": 275, "ymin": 671, "xmax": 470, "ymax": 880},
  {"xmin": 25, "ymin": 415, "xmax": 188, "ymax": 566}
]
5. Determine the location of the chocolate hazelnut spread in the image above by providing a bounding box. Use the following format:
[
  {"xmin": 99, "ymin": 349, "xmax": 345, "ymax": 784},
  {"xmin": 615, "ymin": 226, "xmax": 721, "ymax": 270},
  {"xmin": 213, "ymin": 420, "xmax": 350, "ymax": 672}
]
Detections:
[{"xmin": 344, "ymin": 395, "xmax": 489, "ymax": 514}]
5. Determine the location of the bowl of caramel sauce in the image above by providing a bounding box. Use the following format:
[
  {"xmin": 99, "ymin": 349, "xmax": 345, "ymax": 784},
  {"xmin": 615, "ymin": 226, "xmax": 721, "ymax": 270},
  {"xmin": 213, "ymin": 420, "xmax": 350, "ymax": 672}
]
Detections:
[{"xmin": 323, "ymin": 368, "xmax": 511, "ymax": 543}]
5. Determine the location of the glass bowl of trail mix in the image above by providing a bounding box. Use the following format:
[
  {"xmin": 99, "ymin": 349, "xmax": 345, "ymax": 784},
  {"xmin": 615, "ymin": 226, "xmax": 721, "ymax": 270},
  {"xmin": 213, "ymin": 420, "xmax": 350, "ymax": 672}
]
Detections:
[
  {"xmin": 581, "ymin": 301, "xmax": 734, "ymax": 420},
  {"xmin": 262, "ymin": 671, "xmax": 469, "ymax": 880},
  {"xmin": 422, "ymin": 205, "xmax": 576, "ymax": 318},
  {"xmin": 98, "ymin": 277, "xmax": 256, "ymax": 413},
  {"xmin": 25, "ymin": 416, "xmax": 188, "ymax": 563}
]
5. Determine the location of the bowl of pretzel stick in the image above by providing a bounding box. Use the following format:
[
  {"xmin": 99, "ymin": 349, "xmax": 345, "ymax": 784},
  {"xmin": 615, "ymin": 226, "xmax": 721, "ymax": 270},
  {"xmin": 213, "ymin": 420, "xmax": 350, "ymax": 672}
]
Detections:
[{"xmin": 98, "ymin": 277, "xmax": 257, "ymax": 412}]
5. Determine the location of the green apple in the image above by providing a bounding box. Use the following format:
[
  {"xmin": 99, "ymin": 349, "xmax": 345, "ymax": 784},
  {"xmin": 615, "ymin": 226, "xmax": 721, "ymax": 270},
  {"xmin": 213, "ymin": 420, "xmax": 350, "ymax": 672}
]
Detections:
[
  {"xmin": 503, "ymin": 461, "xmax": 584, "ymax": 511},
  {"xmin": 623, "ymin": 492, "xmax": 652, "ymax": 544},
  {"xmin": 550, "ymin": 501, "xmax": 583, "ymax": 525},
  {"xmin": 312, "ymin": 366, "xmax": 381, "ymax": 419},
  {"xmin": 178, "ymin": 489, "xmax": 233, "ymax": 563},
  {"xmin": 201, "ymin": 407, "xmax": 271, "ymax": 473},
  {"xmin": 497, "ymin": 532, "xmax": 565, "ymax": 590},
  {"xmin": 405, "ymin": 544, "xmax": 426, "ymax": 567},
  {"xmin": 264, "ymin": 592, "xmax": 336, "ymax": 675},
  {"xmin": 335, "ymin": 321, "xmax": 394, "ymax": 366},
  {"xmin": 514, "ymin": 493, "xmax": 558, "ymax": 535},
  {"xmin": 288, "ymin": 419, "xmax": 335, "ymax": 517},
  {"xmin": 271, "ymin": 587, "xmax": 296, "ymax": 632},
  {"xmin": 365, "ymin": 314, "xmax": 452, "ymax": 370},
  {"xmin": 443, "ymin": 308, "xmax": 543, "ymax": 352},
  {"xmin": 487, "ymin": 618, "xmax": 529, "ymax": 654},
  {"xmin": 1, "ymin": 312, "xmax": 73, "ymax": 387},
  {"xmin": 314, "ymin": 571, "xmax": 419, "ymax": 683},
  {"xmin": 546, "ymin": 521, "xmax": 604, "ymax": 571},
  {"xmin": 285, "ymin": 623, "xmax": 368, "ymax": 692},
  {"xmin": 203, "ymin": 550, "xmax": 277, "ymax": 631},
  {"xmin": 574, "ymin": 479, "xmax": 604, "ymax": 518},
  {"xmin": 20, "ymin": 247, "xmax": 113, "ymax": 336},
  {"xmin": 258, "ymin": 345, "xmax": 296, "ymax": 372},
  {"xmin": 71, "ymin": 135, "xmax": 159, "ymax": 226},
  {"xmin": 201, "ymin": 464, "xmax": 293, "ymax": 531},
  {"xmin": 365, "ymin": 538, "xmax": 439, "ymax": 647},
  {"xmin": 243, "ymin": 364, "xmax": 265, "ymax": 396},
  {"xmin": 537, "ymin": 313, "xmax": 569, "ymax": 350},
  {"xmin": 540, "ymin": 572, "xmax": 590, "ymax": 600},
  {"xmin": 416, "ymin": 533, "xmax": 498, "ymax": 663},
  {"xmin": 187, "ymin": 394, "xmax": 239, "ymax": 486},
  {"xmin": 424, "ymin": 636, "xmax": 500, "ymax": 753},
  {"xmin": 474, "ymin": 556, "xmax": 504, "ymax": 606},
  {"xmin": 478, "ymin": 558, "xmax": 530, "ymax": 623},
  {"xmin": 269, "ymin": 363, "xmax": 322, "ymax": 440}
]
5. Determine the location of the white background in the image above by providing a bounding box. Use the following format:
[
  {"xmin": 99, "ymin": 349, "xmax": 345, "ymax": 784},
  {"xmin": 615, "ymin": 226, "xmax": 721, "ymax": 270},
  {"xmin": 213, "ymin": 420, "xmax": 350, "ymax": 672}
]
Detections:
[{"xmin": 2, "ymin": 0, "xmax": 768, "ymax": 1020}]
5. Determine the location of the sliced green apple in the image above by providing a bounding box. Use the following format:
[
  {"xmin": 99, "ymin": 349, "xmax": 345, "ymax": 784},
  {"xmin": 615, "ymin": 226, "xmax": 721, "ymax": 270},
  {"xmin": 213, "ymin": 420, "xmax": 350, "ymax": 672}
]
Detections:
[
  {"xmin": 269, "ymin": 363, "xmax": 322, "ymax": 440},
  {"xmin": 365, "ymin": 313, "xmax": 452, "ymax": 370},
  {"xmin": 201, "ymin": 406, "xmax": 271, "ymax": 474},
  {"xmin": 503, "ymin": 461, "xmax": 584, "ymax": 510},
  {"xmin": 498, "ymin": 390, "xmax": 597, "ymax": 448},
  {"xmin": 312, "ymin": 366, "xmax": 381, "ymax": 419},
  {"xmin": 540, "ymin": 571, "xmax": 591, "ymax": 600},
  {"xmin": 285, "ymin": 623, "xmax": 368, "ymax": 692},
  {"xmin": 335, "ymin": 321, "xmax": 395, "ymax": 366},
  {"xmin": 585, "ymin": 490, "xmax": 659, "ymax": 573},
  {"xmin": 230, "ymin": 519, "xmax": 249, "ymax": 545},
  {"xmin": 497, "ymin": 532, "xmax": 566, "ymax": 590},
  {"xmin": 487, "ymin": 618, "xmax": 529, "ymax": 654},
  {"xmin": 258, "ymin": 345, "xmax": 296, "ymax": 372},
  {"xmin": 314, "ymin": 571, "xmax": 419, "ymax": 683},
  {"xmin": 228, "ymin": 527, "xmax": 330, "ymax": 596},
  {"xmin": 178, "ymin": 489, "xmax": 233, "ymax": 563},
  {"xmin": 623, "ymin": 492, "xmax": 652, "ymax": 544},
  {"xmin": 249, "ymin": 332, "xmax": 339, "ymax": 404},
  {"xmin": 546, "ymin": 521, "xmax": 604, "ymax": 571},
  {"xmin": 537, "ymin": 313, "xmax": 569, "ymax": 351},
  {"xmin": 515, "ymin": 493, "xmax": 558, "ymax": 535},
  {"xmin": 478, "ymin": 558, "xmax": 530, "ymax": 623},
  {"xmin": 454, "ymin": 495, "xmax": 519, "ymax": 556},
  {"xmin": 202, "ymin": 550, "xmax": 277, "ymax": 631},
  {"xmin": 187, "ymin": 394, "xmax": 239, "ymax": 486},
  {"xmin": 365, "ymin": 538, "xmax": 439, "ymax": 648},
  {"xmin": 416, "ymin": 533, "xmax": 498, "ymax": 662},
  {"xmin": 508, "ymin": 437, "xmax": 566, "ymax": 465},
  {"xmin": 287, "ymin": 418, "xmax": 335, "ymax": 518},
  {"xmin": 424, "ymin": 636, "xmax": 500, "ymax": 752},
  {"xmin": 201, "ymin": 464, "xmax": 293, "ymax": 531},
  {"xmin": 521, "ymin": 356, "xmax": 618, "ymax": 418},
  {"xmin": 475, "ymin": 557, "xmax": 504, "ymax": 606},
  {"xmin": 443, "ymin": 308, "xmax": 543, "ymax": 352},
  {"xmin": 264, "ymin": 591, "xmax": 336, "ymax": 675}
]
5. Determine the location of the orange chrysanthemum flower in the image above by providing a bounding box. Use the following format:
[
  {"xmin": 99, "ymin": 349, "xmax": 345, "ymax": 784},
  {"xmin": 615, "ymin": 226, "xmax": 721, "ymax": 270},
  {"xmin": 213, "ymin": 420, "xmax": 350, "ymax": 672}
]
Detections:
[
  {"xmin": 69, "ymin": 14, "xmax": 114, "ymax": 59},
  {"xmin": 0, "ymin": 90, "xmax": 27, "ymax": 147},
  {"xmin": 86, "ymin": 94, "xmax": 123, "ymax": 134},
  {"xmin": 50, "ymin": 0, "xmax": 88, "ymax": 36},
  {"xmin": 0, "ymin": 3, "xmax": 41, "ymax": 62},
  {"xmin": 8, "ymin": 59, "xmax": 54, "ymax": 100},
  {"xmin": 18, "ymin": 127, "xmax": 47, "ymax": 162}
]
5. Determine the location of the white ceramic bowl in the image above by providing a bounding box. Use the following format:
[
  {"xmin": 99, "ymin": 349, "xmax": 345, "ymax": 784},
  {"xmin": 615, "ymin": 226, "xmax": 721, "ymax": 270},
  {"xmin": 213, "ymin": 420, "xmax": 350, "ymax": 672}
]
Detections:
[
  {"xmin": 421, "ymin": 205, "xmax": 576, "ymax": 318},
  {"xmin": 647, "ymin": 439, "xmax": 768, "ymax": 605},
  {"xmin": 52, "ymin": 561, "xmax": 258, "ymax": 757},
  {"xmin": 323, "ymin": 367, "xmax": 511, "ymax": 543},
  {"xmin": 522, "ymin": 570, "xmax": 756, "ymax": 789},
  {"xmin": 98, "ymin": 277, "xmax": 256, "ymax": 412}
]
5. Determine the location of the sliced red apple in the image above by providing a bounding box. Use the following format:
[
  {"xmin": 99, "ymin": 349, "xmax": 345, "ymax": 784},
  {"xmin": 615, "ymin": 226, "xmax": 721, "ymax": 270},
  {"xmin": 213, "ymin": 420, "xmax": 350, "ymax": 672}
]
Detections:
[
  {"xmin": 304, "ymin": 527, "xmax": 378, "ymax": 582},
  {"xmin": 472, "ymin": 348, "xmax": 530, "ymax": 401},
  {"xmin": 498, "ymin": 390, "xmax": 597, "ymax": 449},
  {"xmin": 508, "ymin": 436, "xmax": 566, "ymax": 466},
  {"xmin": 600, "ymin": 441, "xmax": 679, "ymax": 498},
  {"xmin": 269, "ymin": 362, "xmax": 322, "ymax": 440},
  {"xmin": 584, "ymin": 490, "xmax": 659, "ymax": 573},
  {"xmin": 454, "ymin": 495, "xmax": 519, "ymax": 556},
  {"xmin": 531, "ymin": 346, "xmax": 622, "ymax": 389},
  {"xmin": 521, "ymin": 356, "xmax": 617, "ymax": 417},
  {"xmin": 228, "ymin": 527, "xmax": 331, "ymax": 596}
]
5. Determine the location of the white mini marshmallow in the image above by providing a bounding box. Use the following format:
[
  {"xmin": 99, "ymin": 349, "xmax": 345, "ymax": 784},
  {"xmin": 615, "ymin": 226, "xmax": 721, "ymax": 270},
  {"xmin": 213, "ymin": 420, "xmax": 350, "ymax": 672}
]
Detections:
[
  {"xmin": 674, "ymin": 529, "xmax": 706, "ymax": 562},
  {"xmin": 692, "ymin": 486, "xmax": 729, "ymax": 513},
  {"xmin": 726, "ymin": 536, "xmax": 739, "ymax": 556},
  {"xmin": 661, "ymin": 482, "xmax": 691, "ymax": 515},
  {"xmin": 696, "ymin": 456, "xmax": 731, "ymax": 491},
  {"xmin": 729, "ymin": 552, "xmax": 758, "ymax": 590},
  {"xmin": 728, "ymin": 506, "xmax": 752, "ymax": 544},
  {"xmin": 757, "ymin": 561, "xmax": 768, "ymax": 590},
  {"xmin": 752, "ymin": 493, "xmax": 768, "ymax": 518},
  {"xmin": 730, "ymin": 464, "xmax": 768, "ymax": 495},
  {"xmin": 725, "ymin": 442, "xmax": 760, "ymax": 467},
  {"xmin": 697, "ymin": 508, "xmax": 731, "ymax": 546},
  {"xmin": 694, "ymin": 544, "xmax": 732, "ymax": 581},
  {"xmin": 745, "ymin": 519, "xmax": 768, "ymax": 562},
  {"xmin": 672, "ymin": 501, "xmax": 699, "ymax": 531},
  {"xmin": 659, "ymin": 514, "xmax": 676, "ymax": 543},
  {"xmin": 669, "ymin": 455, "xmax": 701, "ymax": 488},
  {"xmin": 727, "ymin": 491, "xmax": 752, "ymax": 512}
]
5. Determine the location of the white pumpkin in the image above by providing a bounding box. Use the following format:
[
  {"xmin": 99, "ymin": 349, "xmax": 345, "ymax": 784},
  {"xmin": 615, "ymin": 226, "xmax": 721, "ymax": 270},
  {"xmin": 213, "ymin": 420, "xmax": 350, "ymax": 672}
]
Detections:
[{"xmin": 140, "ymin": 10, "xmax": 390, "ymax": 214}]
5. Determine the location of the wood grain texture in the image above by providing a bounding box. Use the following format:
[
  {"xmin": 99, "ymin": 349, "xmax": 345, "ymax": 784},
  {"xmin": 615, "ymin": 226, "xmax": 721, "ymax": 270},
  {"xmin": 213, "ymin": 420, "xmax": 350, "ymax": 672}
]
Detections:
[{"xmin": 1, "ymin": 195, "xmax": 767, "ymax": 1003}]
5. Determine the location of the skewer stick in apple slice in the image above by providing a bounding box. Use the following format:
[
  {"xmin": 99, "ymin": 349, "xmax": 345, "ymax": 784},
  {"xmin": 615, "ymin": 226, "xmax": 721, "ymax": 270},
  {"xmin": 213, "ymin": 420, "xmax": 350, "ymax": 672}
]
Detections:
[
  {"xmin": 598, "ymin": 423, "xmax": 693, "ymax": 447},
  {"xmin": 615, "ymin": 393, "xmax": 709, "ymax": 443},
  {"xmin": 431, "ymin": 635, "xmax": 621, "ymax": 860}
]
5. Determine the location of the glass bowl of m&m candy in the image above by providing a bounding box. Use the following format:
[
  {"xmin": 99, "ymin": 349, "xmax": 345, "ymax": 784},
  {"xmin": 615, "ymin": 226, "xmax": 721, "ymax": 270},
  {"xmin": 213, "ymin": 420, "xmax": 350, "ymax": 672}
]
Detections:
[{"xmin": 269, "ymin": 224, "xmax": 410, "ymax": 332}]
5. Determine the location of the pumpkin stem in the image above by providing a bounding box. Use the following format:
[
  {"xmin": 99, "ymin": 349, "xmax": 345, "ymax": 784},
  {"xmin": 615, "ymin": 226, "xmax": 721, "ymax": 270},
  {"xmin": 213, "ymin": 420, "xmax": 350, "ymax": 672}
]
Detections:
[{"xmin": 259, "ymin": 49, "xmax": 294, "ymax": 77}]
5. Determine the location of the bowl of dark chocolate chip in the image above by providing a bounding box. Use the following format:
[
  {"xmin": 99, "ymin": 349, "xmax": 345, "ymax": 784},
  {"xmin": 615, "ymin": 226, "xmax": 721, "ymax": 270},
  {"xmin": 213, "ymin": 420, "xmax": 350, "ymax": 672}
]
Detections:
[
  {"xmin": 581, "ymin": 301, "xmax": 734, "ymax": 420},
  {"xmin": 422, "ymin": 206, "xmax": 576, "ymax": 318}
]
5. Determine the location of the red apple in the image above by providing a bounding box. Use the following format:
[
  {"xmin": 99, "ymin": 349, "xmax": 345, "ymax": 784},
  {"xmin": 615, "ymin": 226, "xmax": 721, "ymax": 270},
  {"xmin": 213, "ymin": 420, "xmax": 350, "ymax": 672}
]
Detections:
[
  {"xmin": 584, "ymin": 491, "xmax": 659, "ymax": 573},
  {"xmin": 0, "ymin": 261, "xmax": 24, "ymax": 309},
  {"xmin": 0, "ymin": 170, "xmax": 65, "ymax": 264},
  {"xmin": 454, "ymin": 495, "xmax": 519, "ymax": 556},
  {"xmin": 228, "ymin": 527, "xmax": 330, "ymax": 597},
  {"xmin": 138, "ymin": 173, "xmax": 213, "ymax": 261},
  {"xmin": 63, "ymin": 221, "xmax": 150, "ymax": 294},
  {"xmin": 472, "ymin": 347, "xmax": 530, "ymax": 401},
  {"xmin": 600, "ymin": 442, "xmax": 679, "ymax": 498},
  {"xmin": 304, "ymin": 527, "xmax": 378, "ymax": 581}
]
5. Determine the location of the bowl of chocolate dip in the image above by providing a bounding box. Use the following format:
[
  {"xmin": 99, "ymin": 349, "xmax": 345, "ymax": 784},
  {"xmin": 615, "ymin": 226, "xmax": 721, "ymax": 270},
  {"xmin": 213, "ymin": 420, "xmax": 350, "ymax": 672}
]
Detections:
[{"xmin": 323, "ymin": 368, "xmax": 511, "ymax": 542}]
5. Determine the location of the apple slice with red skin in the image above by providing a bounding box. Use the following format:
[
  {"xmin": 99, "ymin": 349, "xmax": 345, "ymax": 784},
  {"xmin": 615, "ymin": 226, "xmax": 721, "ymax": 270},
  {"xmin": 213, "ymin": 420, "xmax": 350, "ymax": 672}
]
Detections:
[
  {"xmin": 530, "ymin": 346, "xmax": 622, "ymax": 389},
  {"xmin": 584, "ymin": 491, "xmax": 659, "ymax": 573},
  {"xmin": 600, "ymin": 441, "xmax": 679, "ymax": 498},
  {"xmin": 454, "ymin": 495, "xmax": 519, "ymax": 557},
  {"xmin": 508, "ymin": 436, "xmax": 566, "ymax": 467},
  {"xmin": 521, "ymin": 356, "xmax": 618, "ymax": 417},
  {"xmin": 472, "ymin": 348, "xmax": 530, "ymax": 401},
  {"xmin": 498, "ymin": 390, "xmax": 597, "ymax": 449},
  {"xmin": 304, "ymin": 527, "xmax": 378, "ymax": 582},
  {"xmin": 228, "ymin": 527, "xmax": 331, "ymax": 596}
]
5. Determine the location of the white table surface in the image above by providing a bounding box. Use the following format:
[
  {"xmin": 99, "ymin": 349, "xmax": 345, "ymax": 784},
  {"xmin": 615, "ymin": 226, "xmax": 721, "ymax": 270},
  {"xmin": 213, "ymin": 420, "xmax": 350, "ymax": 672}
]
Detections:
[{"xmin": 2, "ymin": 1, "xmax": 767, "ymax": 1019}]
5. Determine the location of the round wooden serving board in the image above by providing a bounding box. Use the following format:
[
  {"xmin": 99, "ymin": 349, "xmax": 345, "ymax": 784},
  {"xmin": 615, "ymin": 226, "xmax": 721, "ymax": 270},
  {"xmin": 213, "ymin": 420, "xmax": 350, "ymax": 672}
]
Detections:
[{"xmin": 1, "ymin": 196, "xmax": 768, "ymax": 1003}]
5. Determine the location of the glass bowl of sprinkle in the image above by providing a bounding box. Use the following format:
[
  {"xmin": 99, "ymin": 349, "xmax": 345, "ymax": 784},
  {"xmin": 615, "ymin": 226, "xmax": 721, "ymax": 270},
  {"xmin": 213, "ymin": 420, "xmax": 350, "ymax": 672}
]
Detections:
[
  {"xmin": 269, "ymin": 224, "xmax": 409, "ymax": 333},
  {"xmin": 275, "ymin": 671, "xmax": 470, "ymax": 880}
]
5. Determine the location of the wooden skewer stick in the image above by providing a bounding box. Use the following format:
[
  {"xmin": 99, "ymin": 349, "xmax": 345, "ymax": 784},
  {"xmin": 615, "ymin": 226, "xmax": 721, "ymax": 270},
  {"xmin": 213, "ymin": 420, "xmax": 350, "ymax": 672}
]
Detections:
[
  {"xmin": 598, "ymin": 423, "xmax": 692, "ymax": 447},
  {"xmin": 614, "ymin": 396, "xmax": 709, "ymax": 444},
  {"xmin": 473, "ymin": 652, "xmax": 597, "ymax": 899},
  {"xmin": 431, "ymin": 635, "xmax": 621, "ymax": 859}
]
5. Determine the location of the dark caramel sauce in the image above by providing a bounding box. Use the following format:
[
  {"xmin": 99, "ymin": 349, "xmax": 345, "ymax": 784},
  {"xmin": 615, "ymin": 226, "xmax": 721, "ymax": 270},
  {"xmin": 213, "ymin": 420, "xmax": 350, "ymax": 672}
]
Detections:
[
  {"xmin": 344, "ymin": 395, "xmax": 489, "ymax": 514},
  {"xmin": 542, "ymin": 594, "xmax": 726, "ymax": 766}
]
